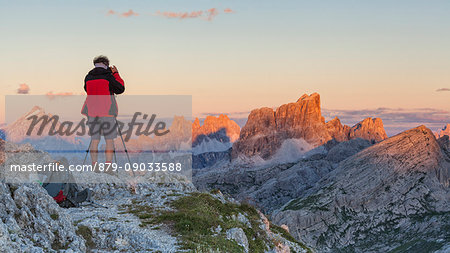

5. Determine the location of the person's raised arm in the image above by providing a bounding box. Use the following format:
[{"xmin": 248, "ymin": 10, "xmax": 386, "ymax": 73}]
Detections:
[{"xmin": 109, "ymin": 65, "xmax": 125, "ymax": 94}]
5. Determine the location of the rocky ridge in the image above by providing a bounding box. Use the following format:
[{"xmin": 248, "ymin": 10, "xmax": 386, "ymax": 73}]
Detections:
[
  {"xmin": 272, "ymin": 126, "xmax": 450, "ymax": 252},
  {"xmin": 194, "ymin": 137, "xmax": 373, "ymax": 214},
  {"xmin": 232, "ymin": 93, "xmax": 387, "ymax": 160}
]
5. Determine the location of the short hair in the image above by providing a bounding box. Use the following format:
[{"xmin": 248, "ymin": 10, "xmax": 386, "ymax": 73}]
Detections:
[{"xmin": 93, "ymin": 55, "xmax": 109, "ymax": 66}]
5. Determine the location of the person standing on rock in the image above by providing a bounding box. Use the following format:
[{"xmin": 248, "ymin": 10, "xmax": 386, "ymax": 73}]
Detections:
[{"xmin": 81, "ymin": 55, "xmax": 125, "ymax": 171}]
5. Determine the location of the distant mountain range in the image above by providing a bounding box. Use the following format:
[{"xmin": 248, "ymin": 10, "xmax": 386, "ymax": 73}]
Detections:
[
  {"xmin": 1, "ymin": 106, "xmax": 81, "ymax": 144},
  {"xmin": 0, "ymin": 106, "xmax": 84, "ymax": 154},
  {"xmin": 3, "ymin": 95, "xmax": 447, "ymax": 161}
]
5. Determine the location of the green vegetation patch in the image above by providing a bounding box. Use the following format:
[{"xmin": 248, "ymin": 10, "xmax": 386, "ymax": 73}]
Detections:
[
  {"xmin": 121, "ymin": 193, "xmax": 311, "ymax": 252},
  {"xmin": 76, "ymin": 225, "xmax": 95, "ymax": 249},
  {"xmin": 125, "ymin": 192, "xmax": 270, "ymax": 252},
  {"xmin": 50, "ymin": 213, "xmax": 59, "ymax": 220},
  {"xmin": 155, "ymin": 192, "xmax": 263, "ymax": 252},
  {"xmin": 51, "ymin": 230, "xmax": 68, "ymax": 250}
]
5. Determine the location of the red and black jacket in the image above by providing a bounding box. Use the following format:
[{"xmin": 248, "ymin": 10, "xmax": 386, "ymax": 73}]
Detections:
[{"xmin": 81, "ymin": 67, "xmax": 125, "ymax": 117}]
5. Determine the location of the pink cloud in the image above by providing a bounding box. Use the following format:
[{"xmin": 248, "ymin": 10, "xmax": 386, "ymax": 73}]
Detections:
[
  {"xmin": 436, "ymin": 88, "xmax": 450, "ymax": 92},
  {"xmin": 154, "ymin": 8, "xmax": 234, "ymax": 21},
  {"xmin": 121, "ymin": 9, "xmax": 138, "ymax": 18},
  {"xmin": 206, "ymin": 8, "xmax": 219, "ymax": 21},
  {"xmin": 156, "ymin": 10, "xmax": 203, "ymax": 19},
  {"xmin": 107, "ymin": 9, "xmax": 139, "ymax": 18},
  {"xmin": 17, "ymin": 83, "xmax": 30, "ymax": 94},
  {"xmin": 224, "ymin": 8, "xmax": 235, "ymax": 14},
  {"xmin": 109, "ymin": 8, "xmax": 234, "ymax": 21}
]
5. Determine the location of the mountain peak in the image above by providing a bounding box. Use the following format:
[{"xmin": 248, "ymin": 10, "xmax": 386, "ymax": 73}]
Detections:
[
  {"xmin": 349, "ymin": 117, "xmax": 388, "ymax": 142},
  {"xmin": 23, "ymin": 106, "xmax": 46, "ymax": 119},
  {"xmin": 348, "ymin": 125, "xmax": 444, "ymax": 175},
  {"xmin": 192, "ymin": 118, "xmax": 200, "ymax": 128},
  {"xmin": 192, "ymin": 114, "xmax": 240, "ymax": 146},
  {"xmin": 2, "ymin": 106, "xmax": 78, "ymax": 144},
  {"xmin": 217, "ymin": 114, "xmax": 230, "ymax": 120},
  {"xmin": 436, "ymin": 123, "xmax": 450, "ymax": 138},
  {"xmin": 204, "ymin": 114, "xmax": 232, "ymax": 126},
  {"xmin": 233, "ymin": 92, "xmax": 388, "ymax": 159},
  {"xmin": 296, "ymin": 92, "xmax": 320, "ymax": 103}
]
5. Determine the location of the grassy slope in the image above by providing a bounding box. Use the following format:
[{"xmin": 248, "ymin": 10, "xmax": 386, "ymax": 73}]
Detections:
[{"xmin": 121, "ymin": 191, "xmax": 312, "ymax": 253}]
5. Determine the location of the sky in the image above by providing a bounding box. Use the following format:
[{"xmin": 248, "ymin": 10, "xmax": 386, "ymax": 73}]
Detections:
[{"xmin": 1, "ymin": 0, "xmax": 449, "ymax": 133}]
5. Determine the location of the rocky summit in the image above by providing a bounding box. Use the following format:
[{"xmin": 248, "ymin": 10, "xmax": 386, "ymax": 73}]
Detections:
[
  {"xmin": 232, "ymin": 93, "xmax": 388, "ymax": 160},
  {"xmin": 272, "ymin": 126, "xmax": 450, "ymax": 252},
  {"xmin": 0, "ymin": 106, "xmax": 82, "ymax": 148},
  {"xmin": 435, "ymin": 123, "xmax": 450, "ymax": 139},
  {"xmin": 192, "ymin": 114, "xmax": 240, "ymax": 146},
  {"xmin": 348, "ymin": 117, "xmax": 388, "ymax": 142}
]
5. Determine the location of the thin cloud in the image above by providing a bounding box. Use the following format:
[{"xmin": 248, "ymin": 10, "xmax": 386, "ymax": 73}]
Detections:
[
  {"xmin": 154, "ymin": 8, "xmax": 233, "ymax": 21},
  {"xmin": 436, "ymin": 88, "xmax": 450, "ymax": 92},
  {"xmin": 197, "ymin": 110, "xmax": 251, "ymax": 119},
  {"xmin": 45, "ymin": 92, "xmax": 75, "ymax": 100},
  {"xmin": 17, "ymin": 83, "xmax": 30, "ymax": 94},
  {"xmin": 155, "ymin": 10, "xmax": 204, "ymax": 19},
  {"xmin": 224, "ymin": 8, "xmax": 235, "ymax": 14},
  {"xmin": 206, "ymin": 8, "xmax": 219, "ymax": 21},
  {"xmin": 122, "ymin": 9, "xmax": 138, "ymax": 17},
  {"xmin": 107, "ymin": 9, "xmax": 139, "ymax": 18}
]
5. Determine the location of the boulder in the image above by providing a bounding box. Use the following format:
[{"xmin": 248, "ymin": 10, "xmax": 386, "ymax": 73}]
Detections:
[{"xmin": 226, "ymin": 227, "xmax": 249, "ymax": 253}]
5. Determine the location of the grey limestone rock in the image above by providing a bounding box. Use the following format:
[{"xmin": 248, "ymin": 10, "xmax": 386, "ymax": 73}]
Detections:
[{"xmin": 272, "ymin": 126, "xmax": 450, "ymax": 252}]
